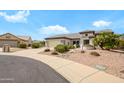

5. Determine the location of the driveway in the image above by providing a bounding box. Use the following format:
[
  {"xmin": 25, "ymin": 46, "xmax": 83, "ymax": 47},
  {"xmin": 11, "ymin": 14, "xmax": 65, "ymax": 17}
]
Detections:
[
  {"xmin": 0, "ymin": 55, "xmax": 69, "ymax": 83},
  {"xmin": 0, "ymin": 48, "xmax": 124, "ymax": 83}
]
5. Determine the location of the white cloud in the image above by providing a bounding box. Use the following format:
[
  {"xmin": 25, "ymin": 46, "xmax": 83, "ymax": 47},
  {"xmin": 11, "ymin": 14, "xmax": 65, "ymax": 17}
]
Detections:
[
  {"xmin": 93, "ymin": 20, "xmax": 112, "ymax": 27},
  {"xmin": 0, "ymin": 10, "xmax": 30, "ymax": 23},
  {"xmin": 39, "ymin": 25, "xmax": 70, "ymax": 35}
]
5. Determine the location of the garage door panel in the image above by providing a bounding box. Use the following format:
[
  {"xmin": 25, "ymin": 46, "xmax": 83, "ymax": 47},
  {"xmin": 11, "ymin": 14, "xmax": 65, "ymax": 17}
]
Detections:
[{"xmin": 0, "ymin": 40, "xmax": 18, "ymax": 47}]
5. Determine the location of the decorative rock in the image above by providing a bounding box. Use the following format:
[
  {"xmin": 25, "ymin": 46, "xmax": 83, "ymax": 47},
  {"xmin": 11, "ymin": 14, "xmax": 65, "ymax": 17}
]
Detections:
[
  {"xmin": 69, "ymin": 49, "xmax": 75, "ymax": 53},
  {"xmin": 94, "ymin": 64, "xmax": 107, "ymax": 71}
]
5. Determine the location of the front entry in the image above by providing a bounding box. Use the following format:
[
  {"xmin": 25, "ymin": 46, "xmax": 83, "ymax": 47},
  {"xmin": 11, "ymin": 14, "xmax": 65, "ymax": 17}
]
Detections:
[{"xmin": 73, "ymin": 40, "xmax": 80, "ymax": 46}]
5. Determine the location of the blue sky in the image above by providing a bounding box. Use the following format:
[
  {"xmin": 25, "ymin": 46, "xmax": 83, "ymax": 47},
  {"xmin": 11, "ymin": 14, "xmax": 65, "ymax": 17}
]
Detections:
[{"xmin": 0, "ymin": 10, "xmax": 124, "ymax": 40}]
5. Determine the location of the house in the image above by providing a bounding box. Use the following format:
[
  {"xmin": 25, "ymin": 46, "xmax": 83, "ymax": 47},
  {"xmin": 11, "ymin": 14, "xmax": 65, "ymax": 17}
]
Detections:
[
  {"xmin": 0, "ymin": 33, "xmax": 32, "ymax": 47},
  {"xmin": 45, "ymin": 33, "xmax": 81, "ymax": 47},
  {"xmin": 45, "ymin": 29, "xmax": 113, "ymax": 48},
  {"xmin": 120, "ymin": 35, "xmax": 124, "ymax": 40}
]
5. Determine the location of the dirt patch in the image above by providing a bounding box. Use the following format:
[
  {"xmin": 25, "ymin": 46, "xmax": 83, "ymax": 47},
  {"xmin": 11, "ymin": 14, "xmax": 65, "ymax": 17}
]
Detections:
[{"xmin": 41, "ymin": 49, "xmax": 124, "ymax": 79}]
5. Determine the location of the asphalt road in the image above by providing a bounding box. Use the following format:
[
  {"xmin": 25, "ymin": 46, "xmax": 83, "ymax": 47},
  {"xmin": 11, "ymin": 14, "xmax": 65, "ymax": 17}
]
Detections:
[{"xmin": 0, "ymin": 55, "xmax": 69, "ymax": 83}]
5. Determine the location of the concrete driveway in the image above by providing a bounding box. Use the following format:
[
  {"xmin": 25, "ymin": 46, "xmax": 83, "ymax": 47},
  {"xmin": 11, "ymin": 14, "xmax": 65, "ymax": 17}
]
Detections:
[
  {"xmin": 1, "ymin": 48, "xmax": 124, "ymax": 83},
  {"xmin": 0, "ymin": 55, "xmax": 69, "ymax": 83}
]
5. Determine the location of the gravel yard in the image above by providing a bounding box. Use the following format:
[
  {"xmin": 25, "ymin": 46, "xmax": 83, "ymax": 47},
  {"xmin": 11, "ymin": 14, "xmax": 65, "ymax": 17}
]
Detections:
[{"xmin": 41, "ymin": 49, "xmax": 124, "ymax": 79}]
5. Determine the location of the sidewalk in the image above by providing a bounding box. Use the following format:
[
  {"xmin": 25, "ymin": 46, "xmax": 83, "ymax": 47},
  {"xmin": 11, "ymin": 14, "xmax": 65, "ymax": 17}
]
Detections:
[{"xmin": 1, "ymin": 48, "xmax": 124, "ymax": 83}]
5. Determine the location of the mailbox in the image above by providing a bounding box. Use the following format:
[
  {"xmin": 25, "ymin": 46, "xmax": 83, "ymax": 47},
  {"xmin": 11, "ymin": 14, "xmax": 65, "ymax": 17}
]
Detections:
[{"xmin": 3, "ymin": 44, "xmax": 10, "ymax": 52}]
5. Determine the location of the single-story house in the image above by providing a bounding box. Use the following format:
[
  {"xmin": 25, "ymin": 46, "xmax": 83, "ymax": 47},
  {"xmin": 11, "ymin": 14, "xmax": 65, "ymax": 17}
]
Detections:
[
  {"xmin": 45, "ymin": 29, "xmax": 113, "ymax": 48},
  {"xmin": 0, "ymin": 33, "xmax": 32, "ymax": 47},
  {"xmin": 45, "ymin": 33, "xmax": 81, "ymax": 48}
]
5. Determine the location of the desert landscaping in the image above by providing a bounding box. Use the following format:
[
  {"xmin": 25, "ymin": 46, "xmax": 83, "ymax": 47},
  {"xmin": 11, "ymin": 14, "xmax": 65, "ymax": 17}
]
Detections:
[{"xmin": 41, "ymin": 48, "xmax": 124, "ymax": 79}]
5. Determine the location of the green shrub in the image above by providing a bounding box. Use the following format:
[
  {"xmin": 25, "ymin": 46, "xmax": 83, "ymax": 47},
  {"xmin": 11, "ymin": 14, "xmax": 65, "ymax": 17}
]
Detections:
[
  {"xmin": 32, "ymin": 43, "xmax": 40, "ymax": 48},
  {"xmin": 44, "ymin": 48, "xmax": 50, "ymax": 52},
  {"xmin": 32, "ymin": 41, "xmax": 45, "ymax": 47},
  {"xmin": 90, "ymin": 51, "xmax": 100, "ymax": 56},
  {"xmin": 19, "ymin": 43, "xmax": 27, "ymax": 48},
  {"xmin": 55, "ymin": 44, "xmax": 69, "ymax": 53},
  {"xmin": 67, "ymin": 45, "xmax": 75, "ymax": 49},
  {"xmin": 104, "ymin": 45, "xmax": 112, "ymax": 50},
  {"xmin": 51, "ymin": 51, "xmax": 58, "ymax": 55},
  {"xmin": 76, "ymin": 44, "xmax": 80, "ymax": 48},
  {"xmin": 39, "ymin": 41, "xmax": 45, "ymax": 47}
]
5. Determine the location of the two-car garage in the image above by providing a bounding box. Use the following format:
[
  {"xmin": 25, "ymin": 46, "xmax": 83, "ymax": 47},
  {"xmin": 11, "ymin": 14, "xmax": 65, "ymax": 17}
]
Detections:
[
  {"xmin": 0, "ymin": 40, "xmax": 18, "ymax": 47},
  {"xmin": 0, "ymin": 33, "xmax": 32, "ymax": 48}
]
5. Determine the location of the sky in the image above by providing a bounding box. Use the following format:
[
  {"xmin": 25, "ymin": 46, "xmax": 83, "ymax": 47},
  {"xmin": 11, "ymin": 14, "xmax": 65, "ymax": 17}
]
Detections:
[{"xmin": 0, "ymin": 10, "xmax": 124, "ymax": 40}]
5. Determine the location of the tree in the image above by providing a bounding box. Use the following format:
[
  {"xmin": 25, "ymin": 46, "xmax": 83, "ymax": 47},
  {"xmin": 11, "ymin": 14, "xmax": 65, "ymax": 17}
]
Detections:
[{"xmin": 93, "ymin": 32, "xmax": 119, "ymax": 50}]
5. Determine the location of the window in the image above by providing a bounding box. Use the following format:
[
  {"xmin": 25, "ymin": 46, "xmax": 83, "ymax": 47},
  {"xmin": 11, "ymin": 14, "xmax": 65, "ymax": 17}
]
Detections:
[
  {"xmin": 61, "ymin": 40, "xmax": 65, "ymax": 45},
  {"xmin": 85, "ymin": 33, "xmax": 88, "ymax": 36},
  {"xmin": 76, "ymin": 41, "xmax": 79, "ymax": 45},
  {"xmin": 84, "ymin": 40, "xmax": 89, "ymax": 45},
  {"xmin": 73, "ymin": 40, "xmax": 80, "ymax": 46}
]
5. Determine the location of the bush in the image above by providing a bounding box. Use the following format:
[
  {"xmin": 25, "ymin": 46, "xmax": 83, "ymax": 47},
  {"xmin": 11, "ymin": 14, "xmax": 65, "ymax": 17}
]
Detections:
[
  {"xmin": 76, "ymin": 44, "xmax": 80, "ymax": 48},
  {"xmin": 19, "ymin": 43, "xmax": 27, "ymax": 48},
  {"xmin": 67, "ymin": 45, "xmax": 75, "ymax": 49},
  {"xmin": 32, "ymin": 43, "xmax": 40, "ymax": 48},
  {"xmin": 90, "ymin": 51, "xmax": 100, "ymax": 56},
  {"xmin": 55, "ymin": 44, "xmax": 69, "ymax": 53},
  {"xmin": 33, "ymin": 40, "xmax": 45, "ymax": 47},
  {"xmin": 39, "ymin": 41, "xmax": 45, "ymax": 47},
  {"xmin": 44, "ymin": 48, "xmax": 50, "ymax": 52},
  {"xmin": 104, "ymin": 45, "xmax": 112, "ymax": 50},
  {"xmin": 51, "ymin": 51, "xmax": 58, "ymax": 55}
]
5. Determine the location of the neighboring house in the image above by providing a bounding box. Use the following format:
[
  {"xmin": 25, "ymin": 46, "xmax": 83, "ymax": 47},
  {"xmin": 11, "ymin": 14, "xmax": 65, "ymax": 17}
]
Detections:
[
  {"xmin": 120, "ymin": 35, "xmax": 124, "ymax": 40},
  {"xmin": 0, "ymin": 33, "xmax": 32, "ymax": 47},
  {"xmin": 45, "ymin": 29, "xmax": 113, "ymax": 48}
]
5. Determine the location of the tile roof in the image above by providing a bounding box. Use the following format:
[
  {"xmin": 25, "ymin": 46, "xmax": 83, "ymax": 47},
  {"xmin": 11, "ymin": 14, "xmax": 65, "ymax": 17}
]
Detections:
[
  {"xmin": 79, "ymin": 30, "xmax": 95, "ymax": 34},
  {"xmin": 45, "ymin": 33, "xmax": 81, "ymax": 39},
  {"xmin": 17, "ymin": 36, "xmax": 31, "ymax": 41},
  {"xmin": 45, "ymin": 29, "xmax": 114, "ymax": 40}
]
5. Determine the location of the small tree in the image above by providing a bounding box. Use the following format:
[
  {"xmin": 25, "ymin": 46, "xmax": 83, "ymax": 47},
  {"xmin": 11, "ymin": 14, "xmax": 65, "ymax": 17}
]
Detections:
[
  {"xmin": 32, "ymin": 42, "xmax": 40, "ymax": 48},
  {"xmin": 19, "ymin": 43, "xmax": 27, "ymax": 48},
  {"xmin": 93, "ymin": 32, "xmax": 119, "ymax": 50},
  {"xmin": 39, "ymin": 41, "xmax": 45, "ymax": 47}
]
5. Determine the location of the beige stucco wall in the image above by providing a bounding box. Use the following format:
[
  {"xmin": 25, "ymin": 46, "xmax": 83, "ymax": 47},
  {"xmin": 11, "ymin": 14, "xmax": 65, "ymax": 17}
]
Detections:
[
  {"xmin": 80, "ymin": 33, "xmax": 94, "ymax": 46},
  {"xmin": 82, "ymin": 33, "xmax": 94, "ymax": 37},
  {"xmin": 89, "ymin": 38, "xmax": 94, "ymax": 45},
  {"xmin": 46, "ymin": 38, "xmax": 71, "ymax": 48}
]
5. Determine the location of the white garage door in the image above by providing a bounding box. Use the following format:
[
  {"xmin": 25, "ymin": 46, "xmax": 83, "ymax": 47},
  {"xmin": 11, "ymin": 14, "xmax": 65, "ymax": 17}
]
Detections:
[{"xmin": 0, "ymin": 40, "xmax": 18, "ymax": 47}]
